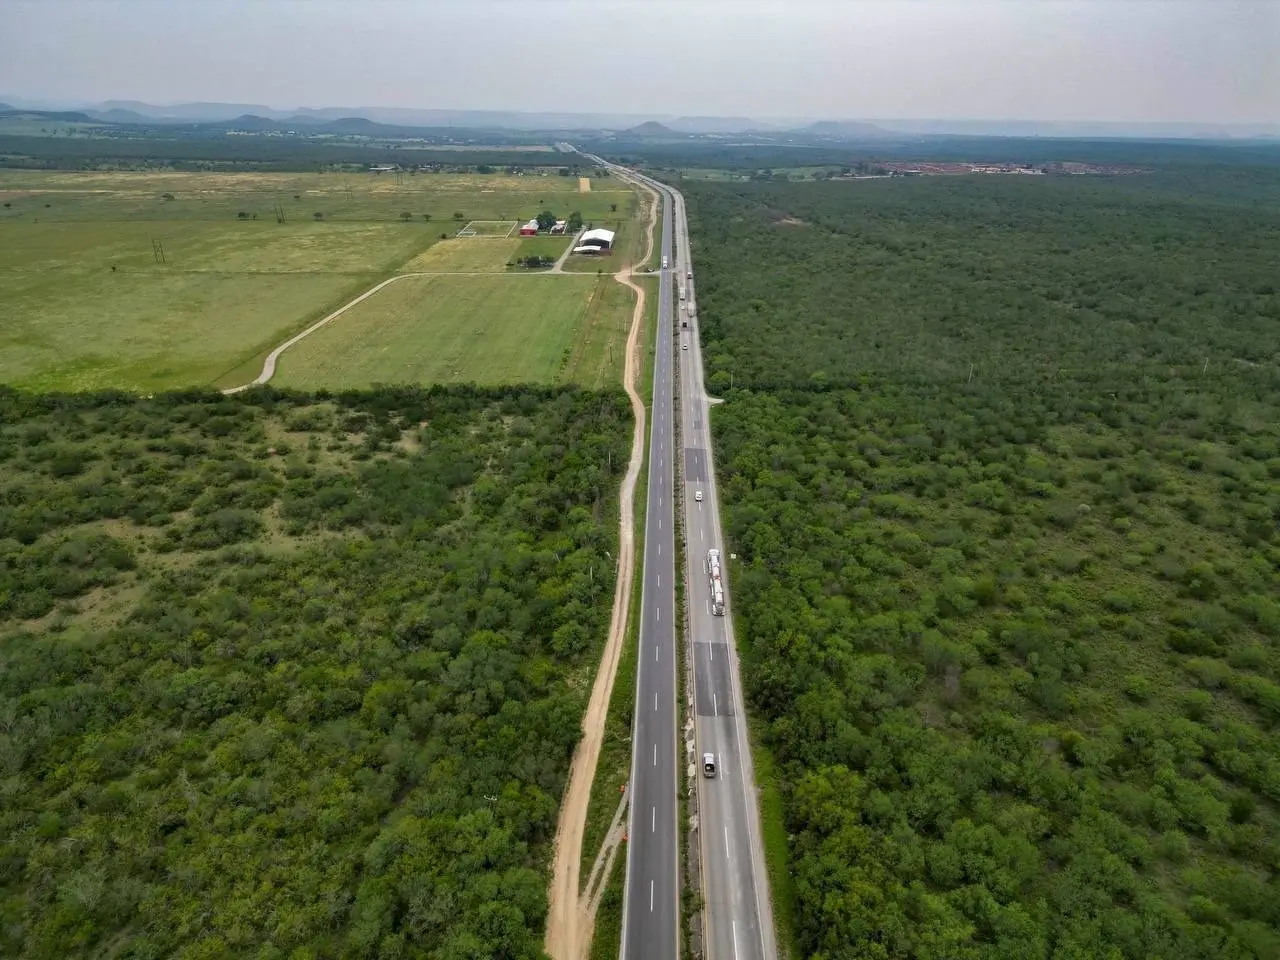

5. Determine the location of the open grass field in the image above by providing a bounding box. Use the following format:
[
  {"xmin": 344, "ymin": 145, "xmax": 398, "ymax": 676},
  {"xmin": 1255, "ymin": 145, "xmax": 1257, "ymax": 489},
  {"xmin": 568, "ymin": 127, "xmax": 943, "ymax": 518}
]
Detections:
[
  {"xmin": 273, "ymin": 274, "xmax": 616, "ymax": 388},
  {"xmin": 0, "ymin": 170, "xmax": 634, "ymax": 223},
  {"xmin": 513, "ymin": 235, "xmax": 573, "ymax": 263},
  {"xmin": 457, "ymin": 219, "xmax": 517, "ymax": 236},
  {"xmin": 398, "ymin": 237, "xmax": 519, "ymax": 273},
  {"xmin": 0, "ymin": 169, "xmax": 642, "ymax": 391}
]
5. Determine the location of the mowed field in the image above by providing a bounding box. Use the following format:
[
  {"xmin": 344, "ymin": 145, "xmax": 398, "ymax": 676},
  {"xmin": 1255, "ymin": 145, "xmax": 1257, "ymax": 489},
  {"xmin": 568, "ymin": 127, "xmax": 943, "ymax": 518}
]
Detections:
[
  {"xmin": 0, "ymin": 169, "xmax": 636, "ymax": 391},
  {"xmin": 273, "ymin": 274, "xmax": 627, "ymax": 388}
]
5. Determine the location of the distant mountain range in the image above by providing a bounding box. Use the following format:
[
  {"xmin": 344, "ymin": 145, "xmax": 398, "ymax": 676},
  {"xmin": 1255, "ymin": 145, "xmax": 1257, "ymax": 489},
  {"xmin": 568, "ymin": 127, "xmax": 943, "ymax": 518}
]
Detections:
[{"xmin": 3, "ymin": 97, "xmax": 1279, "ymax": 140}]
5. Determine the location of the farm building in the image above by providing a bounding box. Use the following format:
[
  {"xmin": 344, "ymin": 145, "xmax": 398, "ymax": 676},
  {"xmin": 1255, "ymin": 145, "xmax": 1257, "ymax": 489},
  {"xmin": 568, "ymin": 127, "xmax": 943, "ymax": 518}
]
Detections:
[
  {"xmin": 550, "ymin": 220, "xmax": 567, "ymax": 234},
  {"xmin": 519, "ymin": 219, "xmax": 539, "ymax": 236},
  {"xmin": 573, "ymin": 227, "xmax": 615, "ymax": 255}
]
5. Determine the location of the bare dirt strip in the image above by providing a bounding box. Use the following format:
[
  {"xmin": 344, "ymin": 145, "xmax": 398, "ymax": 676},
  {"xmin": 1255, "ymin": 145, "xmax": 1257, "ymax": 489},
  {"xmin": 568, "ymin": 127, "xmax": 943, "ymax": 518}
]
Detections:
[{"xmin": 544, "ymin": 172, "xmax": 659, "ymax": 960}]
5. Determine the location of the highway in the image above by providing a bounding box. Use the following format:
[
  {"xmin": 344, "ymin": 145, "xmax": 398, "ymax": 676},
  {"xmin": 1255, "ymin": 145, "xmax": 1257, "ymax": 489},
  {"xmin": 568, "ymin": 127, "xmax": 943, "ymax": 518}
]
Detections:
[
  {"xmin": 615, "ymin": 163, "xmax": 680, "ymax": 960},
  {"xmin": 584, "ymin": 151, "xmax": 776, "ymax": 960},
  {"xmin": 669, "ymin": 187, "xmax": 778, "ymax": 960}
]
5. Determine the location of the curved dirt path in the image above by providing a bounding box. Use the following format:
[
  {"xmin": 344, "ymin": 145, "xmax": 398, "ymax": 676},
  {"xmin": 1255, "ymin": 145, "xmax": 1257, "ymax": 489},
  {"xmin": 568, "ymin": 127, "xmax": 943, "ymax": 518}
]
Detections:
[{"xmin": 545, "ymin": 177, "xmax": 659, "ymax": 960}]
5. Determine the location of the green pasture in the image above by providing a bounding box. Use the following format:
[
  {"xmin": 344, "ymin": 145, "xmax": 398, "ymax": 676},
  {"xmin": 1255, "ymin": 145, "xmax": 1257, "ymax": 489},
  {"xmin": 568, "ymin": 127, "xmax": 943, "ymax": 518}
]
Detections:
[
  {"xmin": 0, "ymin": 169, "xmax": 634, "ymax": 223},
  {"xmin": 274, "ymin": 274, "xmax": 621, "ymax": 389},
  {"xmin": 398, "ymin": 237, "xmax": 518, "ymax": 273},
  {"xmin": 512, "ymin": 235, "xmax": 573, "ymax": 265},
  {"xmin": 0, "ymin": 217, "xmax": 431, "ymax": 391},
  {"xmin": 0, "ymin": 169, "xmax": 643, "ymax": 391}
]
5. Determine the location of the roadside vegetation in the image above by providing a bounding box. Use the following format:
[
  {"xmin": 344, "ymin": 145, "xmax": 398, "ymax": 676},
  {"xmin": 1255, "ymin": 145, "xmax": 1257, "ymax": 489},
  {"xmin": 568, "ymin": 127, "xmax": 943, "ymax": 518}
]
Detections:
[
  {"xmin": 0, "ymin": 384, "xmax": 632, "ymax": 958},
  {"xmin": 682, "ymin": 164, "xmax": 1280, "ymax": 957}
]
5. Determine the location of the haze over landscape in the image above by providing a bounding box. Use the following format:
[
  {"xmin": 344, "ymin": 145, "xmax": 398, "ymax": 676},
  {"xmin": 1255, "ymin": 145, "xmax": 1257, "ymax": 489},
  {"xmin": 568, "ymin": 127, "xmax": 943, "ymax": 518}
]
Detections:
[
  {"xmin": 3, "ymin": 0, "xmax": 1278, "ymax": 137},
  {"xmin": 3, "ymin": 3, "xmax": 1280, "ymax": 960}
]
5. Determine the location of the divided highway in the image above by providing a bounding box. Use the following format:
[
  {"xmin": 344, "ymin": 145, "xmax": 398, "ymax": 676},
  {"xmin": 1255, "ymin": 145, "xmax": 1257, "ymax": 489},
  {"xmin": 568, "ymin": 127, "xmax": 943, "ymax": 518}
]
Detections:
[{"xmin": 584, "ymin": 152, "xmax": 776, "ymax": 960}]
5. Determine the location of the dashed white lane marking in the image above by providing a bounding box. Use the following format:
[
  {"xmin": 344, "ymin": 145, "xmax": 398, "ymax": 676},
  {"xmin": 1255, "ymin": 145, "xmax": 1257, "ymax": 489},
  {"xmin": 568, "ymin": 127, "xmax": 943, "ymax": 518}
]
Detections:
[
  {"xmin": 713, "ymin": 692, "xmax": 718, "ymax": 716},
  {"xmin": 656, "ymin": 607, "xmax": 660, "ymax": 622},
  {"xmin": 653, "ymin": 744, "xmax": 657, "ymax": 766},
  {"xmin": 652, "ymin": 806, "xmax": 656, "ymax": 832},
  {"xmin": 654, "ymin": 692, "xmax": 658, "ymax": 711},
  {"xmin": 709, "ymin": 644, "xmax": 714, "ymax": 661}
]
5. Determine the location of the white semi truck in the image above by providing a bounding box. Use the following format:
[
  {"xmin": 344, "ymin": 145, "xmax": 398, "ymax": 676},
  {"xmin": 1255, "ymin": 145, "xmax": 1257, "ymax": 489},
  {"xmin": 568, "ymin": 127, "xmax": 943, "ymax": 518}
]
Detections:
[{"xmin": 706, "ymin": 548, "xmax": 725, "ymax": 616}]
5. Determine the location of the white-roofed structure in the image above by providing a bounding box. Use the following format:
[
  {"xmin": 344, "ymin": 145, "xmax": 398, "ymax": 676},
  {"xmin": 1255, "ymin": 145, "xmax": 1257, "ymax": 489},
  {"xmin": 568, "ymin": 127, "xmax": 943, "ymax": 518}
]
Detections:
[{"xmin": 573, "ymin": 227, "xmax": 615, "ymax": 255}]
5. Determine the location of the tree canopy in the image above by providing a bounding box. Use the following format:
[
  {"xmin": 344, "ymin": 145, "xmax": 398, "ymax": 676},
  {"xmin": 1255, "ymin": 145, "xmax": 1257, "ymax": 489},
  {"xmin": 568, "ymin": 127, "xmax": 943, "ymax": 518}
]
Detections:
[
  {"xmin": 682, "ymin": 168, "xmax": 1280, "ymax": 959},
  {"xmin": 0, "ymin": 384, "xmax": 631, "ymax": 959}
]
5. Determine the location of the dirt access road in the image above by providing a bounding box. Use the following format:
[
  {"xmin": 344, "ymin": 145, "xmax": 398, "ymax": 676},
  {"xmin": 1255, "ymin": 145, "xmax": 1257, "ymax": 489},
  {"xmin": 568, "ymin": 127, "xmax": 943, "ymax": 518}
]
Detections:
[{"xmin": 544, "ymin": 171, "xmax": 659, "ymax": 960}]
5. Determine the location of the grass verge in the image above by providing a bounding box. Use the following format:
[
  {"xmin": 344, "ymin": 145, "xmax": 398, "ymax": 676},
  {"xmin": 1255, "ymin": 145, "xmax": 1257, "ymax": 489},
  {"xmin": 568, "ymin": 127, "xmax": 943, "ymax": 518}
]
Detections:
[{"xmin": 746, "ymin": 717, "xmax": 799, "ymax": 960}]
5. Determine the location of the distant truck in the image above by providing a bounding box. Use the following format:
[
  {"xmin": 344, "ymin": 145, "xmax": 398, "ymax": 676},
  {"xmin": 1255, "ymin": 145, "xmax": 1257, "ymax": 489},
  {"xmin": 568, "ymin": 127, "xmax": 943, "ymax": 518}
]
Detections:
[
  {"xmin": 687, "ymin": 269, "xmax": 692, "ymax": 279},
  {"xmin": 662, "ymin": 256, "xmax": 668, "ymax": 268}
]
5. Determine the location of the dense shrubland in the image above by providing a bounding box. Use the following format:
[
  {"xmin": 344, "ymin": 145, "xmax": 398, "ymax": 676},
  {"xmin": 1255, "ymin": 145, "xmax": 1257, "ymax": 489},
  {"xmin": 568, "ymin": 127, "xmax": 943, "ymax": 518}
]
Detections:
[
  {"xmin": 683, "ymin": 171, "xmax": 1280, "ymax": 958},
  {"xmin": 0, "ymin": 385, "xmax": 630, "ymax": 958}
]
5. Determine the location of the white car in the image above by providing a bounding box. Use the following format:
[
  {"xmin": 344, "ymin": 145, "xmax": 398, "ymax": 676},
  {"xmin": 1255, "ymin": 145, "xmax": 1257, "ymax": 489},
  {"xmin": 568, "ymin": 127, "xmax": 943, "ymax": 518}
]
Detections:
[
  {"xmin": 702, "ymin": 753, "xmax": 717, "ymax": 778},
  {"xmin": 682, "ymin": 343, "xmax": 688, "ymax": 350},
  {"xmin": 694, "ymin": 490, "xmax": 703, "ymax": 502}
]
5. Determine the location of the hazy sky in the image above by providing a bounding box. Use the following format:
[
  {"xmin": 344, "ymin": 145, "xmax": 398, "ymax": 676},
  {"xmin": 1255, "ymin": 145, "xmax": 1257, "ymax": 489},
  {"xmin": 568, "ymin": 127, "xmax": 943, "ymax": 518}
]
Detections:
[{"xmin": 2, "ymin": 0, "xmax": 1277, "ymax": 121}]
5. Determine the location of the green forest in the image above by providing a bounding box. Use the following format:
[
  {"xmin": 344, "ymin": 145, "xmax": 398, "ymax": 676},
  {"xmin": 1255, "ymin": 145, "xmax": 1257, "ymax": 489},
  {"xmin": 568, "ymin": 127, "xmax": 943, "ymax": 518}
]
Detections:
[
  {"xmin": 682, "ymin": 169, "xmax": 1280, "ymax": 957},
  {"xmin": 0, "ymin": 385, "xmax": 631, "ymax": 958}
]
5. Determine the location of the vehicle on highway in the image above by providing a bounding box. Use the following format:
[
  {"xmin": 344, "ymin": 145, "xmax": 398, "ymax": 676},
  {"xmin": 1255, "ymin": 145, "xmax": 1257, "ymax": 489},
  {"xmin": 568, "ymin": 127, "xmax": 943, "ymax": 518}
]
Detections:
[
  {"xmin": 702, "ymin": 753, "xmax": 717, "ymax": 778},
  {"xmin": 706, "ymin": 549, "xmax": 725, "ymax": 616},
  {"xmin": 662, "ymin": 255, "xmax": 668, "ymax": 268},
  {"xmin": 695, "ymin": 490, "xmax": 703, "ymax": 502},
  {"xmin": 687, "ymin": 270, "xmax": 692, "ymax": 279},
  {"xmin": 682, "ymin": 343, "xmax": 688, "ymax": 350}
]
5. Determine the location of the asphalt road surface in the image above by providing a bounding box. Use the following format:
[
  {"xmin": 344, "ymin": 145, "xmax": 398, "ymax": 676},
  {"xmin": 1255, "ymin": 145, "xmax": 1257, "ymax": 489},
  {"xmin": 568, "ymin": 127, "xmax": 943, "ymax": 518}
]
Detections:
[
  {"xmin": 583, "ymin": 151, "xmax": 776, "ymax": 960},
  {"xmin": 669, "ymin": 186, "xmax": 778, "ymax": 960},
  {"xmin": 613, "ymin": 163, "xmax": 679, "ymax": 960}
]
